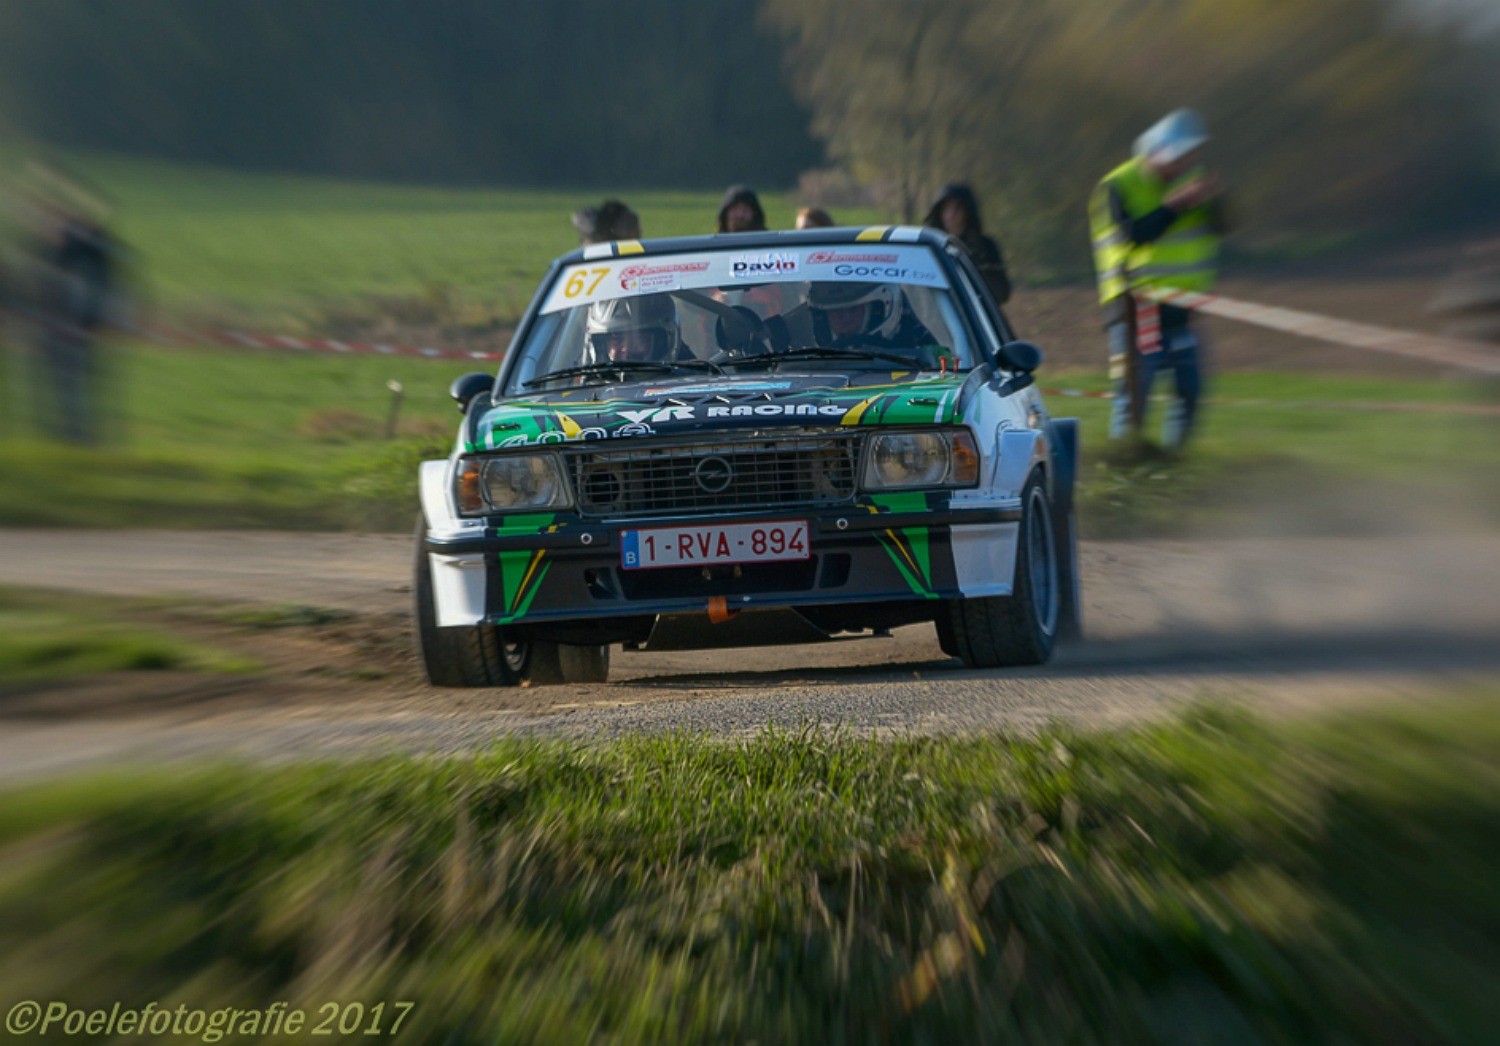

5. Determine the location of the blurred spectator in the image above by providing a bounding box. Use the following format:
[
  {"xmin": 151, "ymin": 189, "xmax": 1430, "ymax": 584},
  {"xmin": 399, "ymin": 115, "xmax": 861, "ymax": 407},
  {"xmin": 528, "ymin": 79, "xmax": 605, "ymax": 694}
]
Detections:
[
  {"xmin": 15, "ymin": 164, "xmax": 120, "ymax": 445},
  {"xmin": 923, "ymin": 183, "xmax": 1011, "ymax": 305},
  {"xmin": 572, "ymin": 199, "xmax": 641, "ymax": 246},
  {"xmin": 717, "ymin": 185, "xmax": 766, "ymax": 233},
  {"xmin": 1089, "ymin": 108, "xmax": 1226, "ymax": 449},
  {"xmin": 795, "ymin": 206, "xmax": 835, "ymax": 229}
]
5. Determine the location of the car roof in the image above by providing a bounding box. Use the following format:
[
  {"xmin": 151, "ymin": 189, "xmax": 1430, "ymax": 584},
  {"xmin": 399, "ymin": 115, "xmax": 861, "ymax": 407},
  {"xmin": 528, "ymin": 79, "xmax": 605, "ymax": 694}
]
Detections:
[{"xmin": 555, "ymin": 224, "xmax": 954, "ymax": 265}]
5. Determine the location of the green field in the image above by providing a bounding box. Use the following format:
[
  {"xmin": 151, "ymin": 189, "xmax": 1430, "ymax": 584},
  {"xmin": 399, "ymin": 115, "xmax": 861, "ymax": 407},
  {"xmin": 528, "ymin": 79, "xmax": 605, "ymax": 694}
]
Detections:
[
  {"xmin": 2, "ymin": 697, "xmax": 1495, "ymax": 1042},
  {"xmin": 1, "ymin": 153, "xmax": 1495, "ymax": 533},
  {"xmin": 33, "ymin": 153, "xmax": 885, "ymax": 329},
  {"xmin": 0, "ymin": 339, "xmax": 1494, "ymax": 533}
]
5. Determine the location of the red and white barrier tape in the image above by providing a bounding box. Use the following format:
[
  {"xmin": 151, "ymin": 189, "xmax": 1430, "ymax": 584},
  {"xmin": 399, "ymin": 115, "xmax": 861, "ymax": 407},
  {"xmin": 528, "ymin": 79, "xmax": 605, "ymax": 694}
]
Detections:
[
  {"xmin": 1039, "ymin": 386, "xmax": 1500, "ymax": 415},
  {"xmin": 1141, "ymin": 287, "xmax": 1500, "ymax": 377},
  {"xmin": 135, "ymin": 308, "xmax": 1499, "ymax": 416},
  {"xmin": 145, "ymin": 289, "xmax": 1500, "ymax": 377},
  {"xmin": 142, "ymin": 322, "xmax": 504, "ymax": 362}
]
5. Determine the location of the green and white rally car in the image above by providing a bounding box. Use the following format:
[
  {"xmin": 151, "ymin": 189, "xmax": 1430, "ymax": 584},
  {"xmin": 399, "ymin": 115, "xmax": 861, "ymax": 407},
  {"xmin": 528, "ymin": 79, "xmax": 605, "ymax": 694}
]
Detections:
[{"xmin": 416, "ymin": 226, "xmax": 1080, "ymax": 686}]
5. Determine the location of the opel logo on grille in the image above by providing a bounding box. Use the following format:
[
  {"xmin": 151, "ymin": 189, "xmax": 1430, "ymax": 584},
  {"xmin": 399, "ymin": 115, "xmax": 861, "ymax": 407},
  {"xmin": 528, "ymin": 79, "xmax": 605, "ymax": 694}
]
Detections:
[{"xmin": 692, "ymin": 456, "xmax": 733, "ymax": 494}]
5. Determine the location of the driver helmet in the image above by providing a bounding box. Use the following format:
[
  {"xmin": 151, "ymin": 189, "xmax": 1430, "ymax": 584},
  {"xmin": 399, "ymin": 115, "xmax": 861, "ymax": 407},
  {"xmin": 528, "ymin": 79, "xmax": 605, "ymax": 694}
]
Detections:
[
  {"xmin": 808, "ymin": 281, "xmax": 902, "ymax": 343},
  {"xmin": 585, "ymin": 294, "xmax": 681, "ymax": 363}
]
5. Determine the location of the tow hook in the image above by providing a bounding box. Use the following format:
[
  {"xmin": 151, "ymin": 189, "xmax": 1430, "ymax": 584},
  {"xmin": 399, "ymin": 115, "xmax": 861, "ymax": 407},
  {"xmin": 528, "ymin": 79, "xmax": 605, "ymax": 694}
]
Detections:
[{"xmin": 707, "ymin": 596, "xmax": 739, "ymax": 624}]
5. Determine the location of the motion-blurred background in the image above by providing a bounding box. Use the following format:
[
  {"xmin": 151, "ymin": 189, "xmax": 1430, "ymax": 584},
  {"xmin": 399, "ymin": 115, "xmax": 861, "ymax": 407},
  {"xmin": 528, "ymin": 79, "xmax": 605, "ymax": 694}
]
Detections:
[
  {"xmin": 1, "ymin": 0, "xmax": 1497, "ymax": 265},
  {"xmin": 0, "ymin": 0, "xmax": 1496, "ymax": 527}
]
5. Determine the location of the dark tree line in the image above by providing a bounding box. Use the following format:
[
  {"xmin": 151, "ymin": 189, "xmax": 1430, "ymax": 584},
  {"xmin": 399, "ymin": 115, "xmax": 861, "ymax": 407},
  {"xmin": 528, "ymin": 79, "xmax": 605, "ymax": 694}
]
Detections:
[
  {"xmin": 0, "ymin": 0, "xmax": 821, "ymax": 188},
  {"xmin": 2, "ymin": 0, "xmax": 1494, "ymax": 273}
]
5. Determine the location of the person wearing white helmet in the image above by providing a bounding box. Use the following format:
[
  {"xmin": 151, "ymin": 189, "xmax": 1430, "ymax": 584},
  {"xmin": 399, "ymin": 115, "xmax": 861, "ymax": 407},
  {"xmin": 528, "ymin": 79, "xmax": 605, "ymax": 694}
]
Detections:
[
  {"xmin": 808, "ymin": 281, "xmax": 901, "ymax": 344},
  {"xmin": 1089, "ymin": 108, "xmax": 1227, "ymax": 450},
  {"xmin": 806, "ymin": 280, "xmax": 938, "ymax": 355},
  {"xmin": 584, "ymin": 294, "xmax": 681, "ymax": 366}
]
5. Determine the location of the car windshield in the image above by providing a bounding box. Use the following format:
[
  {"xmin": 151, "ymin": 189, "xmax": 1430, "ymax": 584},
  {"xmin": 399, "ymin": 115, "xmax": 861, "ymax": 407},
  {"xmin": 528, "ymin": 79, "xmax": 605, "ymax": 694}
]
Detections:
[{"xmin": 502, "ymin": 243, "xmax": 979, "ymax": 394}]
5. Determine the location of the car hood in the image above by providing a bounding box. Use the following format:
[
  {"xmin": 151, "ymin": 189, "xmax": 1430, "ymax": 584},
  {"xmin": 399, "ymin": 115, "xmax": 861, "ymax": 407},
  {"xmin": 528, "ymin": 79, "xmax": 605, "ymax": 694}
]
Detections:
[{"xmin": 469, "ymin": 372, "xmax": 970, "ymax": 451}]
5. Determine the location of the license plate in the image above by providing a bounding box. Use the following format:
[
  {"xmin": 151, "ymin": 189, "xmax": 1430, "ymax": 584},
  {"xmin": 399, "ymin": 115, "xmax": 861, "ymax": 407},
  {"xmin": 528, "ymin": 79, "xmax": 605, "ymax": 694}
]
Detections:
[{"xmin": 621, "ymin": 520, "xmax": 810, "ymax": 570}]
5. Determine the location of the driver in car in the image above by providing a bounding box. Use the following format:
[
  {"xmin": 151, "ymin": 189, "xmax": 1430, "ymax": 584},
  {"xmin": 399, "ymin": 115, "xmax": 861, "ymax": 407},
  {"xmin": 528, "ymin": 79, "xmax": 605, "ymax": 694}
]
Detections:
[
  {"xmin": 807, "ymin": 282, "xmax": 939, "ymax": 355},
  {"xmin": 584, "ymin": 295, "xmax": 683, "ymax": 366}
]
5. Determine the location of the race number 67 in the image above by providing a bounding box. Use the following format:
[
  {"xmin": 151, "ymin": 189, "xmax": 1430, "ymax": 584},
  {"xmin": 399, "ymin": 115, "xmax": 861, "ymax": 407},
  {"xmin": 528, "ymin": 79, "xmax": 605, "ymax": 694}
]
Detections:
[{"xmin": 564, "ymin": 267, "xmax": 609, "ymax": 298}]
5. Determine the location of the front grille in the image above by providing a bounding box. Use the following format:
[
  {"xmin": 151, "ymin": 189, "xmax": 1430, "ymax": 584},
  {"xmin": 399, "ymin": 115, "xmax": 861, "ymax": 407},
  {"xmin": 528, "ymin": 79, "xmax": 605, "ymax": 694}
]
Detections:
[{"xmin": 563, "ymin": 431, "xmax": 861, "ymax": 518}]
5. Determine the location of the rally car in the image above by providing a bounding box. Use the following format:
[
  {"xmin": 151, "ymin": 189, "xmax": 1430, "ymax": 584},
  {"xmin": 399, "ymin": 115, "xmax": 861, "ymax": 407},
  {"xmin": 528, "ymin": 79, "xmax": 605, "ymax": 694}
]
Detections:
[{"xmin": 415, "ymin": 226, "xmax": 1080, "ymax": 686}]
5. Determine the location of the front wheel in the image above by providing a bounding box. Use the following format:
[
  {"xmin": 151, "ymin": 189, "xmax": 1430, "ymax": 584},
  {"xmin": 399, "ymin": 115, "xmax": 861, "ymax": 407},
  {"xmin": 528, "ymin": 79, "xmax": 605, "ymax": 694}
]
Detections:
[
  {"xmin": 413, "ymin": 517, "xmax": 527, "ymax": 687},
  {"xmin": 941, "ymin": 470, "xmax": 1059, "ymax": 668}
]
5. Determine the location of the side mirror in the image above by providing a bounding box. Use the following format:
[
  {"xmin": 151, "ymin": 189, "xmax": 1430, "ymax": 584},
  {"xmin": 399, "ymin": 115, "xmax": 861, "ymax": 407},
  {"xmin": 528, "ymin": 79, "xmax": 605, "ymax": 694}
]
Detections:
[
  {"xmin": 999, "ymin": 340, "xmax": 1043, "ymax": 374},
  {"xmin": 450, "ymin": 372, "xmax": 494, "ymax": 414},
  {"xmin": 996, "ymin": 341, "xmax": 1043, "ymax": 396}
]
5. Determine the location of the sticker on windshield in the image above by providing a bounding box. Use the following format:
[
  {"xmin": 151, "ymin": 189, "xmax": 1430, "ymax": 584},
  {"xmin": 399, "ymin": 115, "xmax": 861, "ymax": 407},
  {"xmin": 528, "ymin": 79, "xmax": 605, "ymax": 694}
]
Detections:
[
  {"xmin": 619, "ymin": 260, "xmax": 707, "ymax": 291},
  {"xmin": 541, "ymin": 243, "xmax": 949, "ymax": 314},
  {"xmin": 623, "ymin": 272, "xmax": 679, "ymax": 293},
  {"xmin": 806, "ymin": 250, "xmax": 899, "ymax": 265},
  {"xmin": 731, "ymin": 252, "xmax": 798, "ymax": 279},
  {"xmin": 805, "ymin": 249, "xmax": 944, "ymax": 285}
]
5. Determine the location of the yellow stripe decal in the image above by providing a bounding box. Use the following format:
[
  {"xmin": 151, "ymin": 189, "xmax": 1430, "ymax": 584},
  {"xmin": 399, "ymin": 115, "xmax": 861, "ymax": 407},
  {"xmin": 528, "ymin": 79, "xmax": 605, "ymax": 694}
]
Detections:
[
  {"xmin": 885, "ymin": 528, "xmax": 922, "ymax": 578},
  {"xmin": 856, "ymin": 226, "xmax": 890, "ymax": 242},
  {"xmin": 616, "ymin": 240, "xmax": 645, "ymax": 255},
  {"xmin": 841, "ymin": 396, "xmax": 878, "ymax": 426},
  {"xmin": 512, "ymin": 550, "xmax": 547, "ymax": 613},
  {"xmin": 556, "ymin": 411, "xmax": 582, "ymax": 438}
]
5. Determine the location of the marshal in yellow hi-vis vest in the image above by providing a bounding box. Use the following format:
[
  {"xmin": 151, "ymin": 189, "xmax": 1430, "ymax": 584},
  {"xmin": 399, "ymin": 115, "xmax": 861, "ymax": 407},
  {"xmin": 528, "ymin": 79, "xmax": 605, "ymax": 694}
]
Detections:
[{"xmin": 1089, "ymin": 155, "xmax": 1220, "ymax": 305}]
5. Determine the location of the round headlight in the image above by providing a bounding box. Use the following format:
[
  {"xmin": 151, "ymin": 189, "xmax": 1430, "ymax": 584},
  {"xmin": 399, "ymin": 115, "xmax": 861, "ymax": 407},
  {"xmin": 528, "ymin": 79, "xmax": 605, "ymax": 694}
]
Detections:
[
  {"xmin": 482, "ymin": 455, "xmax": 562, "ymax": 509},
  {"xmin": 869, "ymin": 433, "xmax": 949, "ymax": 488}
]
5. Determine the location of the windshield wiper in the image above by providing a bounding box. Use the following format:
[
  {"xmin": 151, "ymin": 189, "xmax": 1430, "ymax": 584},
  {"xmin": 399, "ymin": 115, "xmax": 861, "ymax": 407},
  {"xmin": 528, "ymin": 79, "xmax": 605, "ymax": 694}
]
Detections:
[
  {"xmin": 729, "ymin": 345, "xmax": 928, "ymax": 371},
  {"xmin": 523, "ymin": 358, "xmax": 722, "ymax": 388}
]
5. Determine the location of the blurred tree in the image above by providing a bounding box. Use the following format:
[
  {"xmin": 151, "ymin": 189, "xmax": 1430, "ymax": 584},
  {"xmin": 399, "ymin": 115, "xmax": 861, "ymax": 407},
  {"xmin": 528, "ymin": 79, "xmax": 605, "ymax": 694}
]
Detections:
[
  {"xmin": 765, "ymin": 0, "xmax": 1498, "ymax": 274},
  {"xmin": 0, "ymin": 0, "xmax": 822, "ymax": 189}
]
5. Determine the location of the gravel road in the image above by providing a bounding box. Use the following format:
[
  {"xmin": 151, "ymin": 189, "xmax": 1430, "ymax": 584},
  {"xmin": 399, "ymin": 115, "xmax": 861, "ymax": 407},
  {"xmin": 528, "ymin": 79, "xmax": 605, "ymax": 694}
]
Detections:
[{"xmin": 2, "ymin": 527, "xmax": 1498, "ymax": 780}]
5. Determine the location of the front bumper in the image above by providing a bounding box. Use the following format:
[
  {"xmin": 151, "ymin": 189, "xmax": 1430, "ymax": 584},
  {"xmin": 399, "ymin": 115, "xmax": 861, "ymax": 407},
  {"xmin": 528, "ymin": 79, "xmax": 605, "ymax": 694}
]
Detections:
[{"xmin": 423, "ymin": 503, "xmax": 1021, "ymax": 631}]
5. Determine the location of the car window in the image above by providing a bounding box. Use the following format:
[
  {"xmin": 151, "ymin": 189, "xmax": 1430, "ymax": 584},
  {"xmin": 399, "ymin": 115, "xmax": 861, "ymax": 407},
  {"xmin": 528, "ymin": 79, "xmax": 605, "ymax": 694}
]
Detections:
[
  {"xmin": 947, "ymin": 252, "xmax": 1005, "ymax": 367},
  {"xmin": 502, "ymin": 244, "xmax": 980, "ymax": 394}
]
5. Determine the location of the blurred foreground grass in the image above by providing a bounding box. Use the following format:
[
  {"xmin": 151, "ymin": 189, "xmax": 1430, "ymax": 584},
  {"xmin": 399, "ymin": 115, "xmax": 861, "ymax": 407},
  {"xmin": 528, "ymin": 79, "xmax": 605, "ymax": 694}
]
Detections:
[{"xmin": 1, "ymin": 697, "xmax": 1495, "ymax": 1042}]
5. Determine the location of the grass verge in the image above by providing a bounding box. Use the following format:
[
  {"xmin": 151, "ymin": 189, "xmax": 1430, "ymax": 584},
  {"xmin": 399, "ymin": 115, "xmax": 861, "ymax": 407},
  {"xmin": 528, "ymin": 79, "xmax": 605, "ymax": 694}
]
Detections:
[
  {"xmin": 0, "ymin": 587, "xmax": 256, "ymax": 684},
  {"xmin": 3, "ymin": 341, "xmax": 1493, "ymax": 534},
  {"xmin": 1, "ymin": 697, "xmax": 1496, "ymax": 1041},
  {"xmin": 1045, "ymin": 371, "xmax": 1499, "ymax": 537}
]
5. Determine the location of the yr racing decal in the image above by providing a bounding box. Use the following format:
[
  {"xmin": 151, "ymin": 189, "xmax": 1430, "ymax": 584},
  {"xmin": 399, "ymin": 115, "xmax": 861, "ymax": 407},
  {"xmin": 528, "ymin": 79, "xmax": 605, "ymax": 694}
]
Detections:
[{"xmin": 472, "ymin": 378, "xmax": 967, "ymax": 449}]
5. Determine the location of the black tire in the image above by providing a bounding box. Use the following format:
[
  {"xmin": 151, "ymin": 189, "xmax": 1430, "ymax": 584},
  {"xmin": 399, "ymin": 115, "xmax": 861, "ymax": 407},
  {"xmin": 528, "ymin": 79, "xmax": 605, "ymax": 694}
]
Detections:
[
  {"xmin": 942, "ymin": 470, "xmax": 1059, "ymax": 668},
  {"xmin": 527, "ymin": 641, "xmax": 611, "ymax": 684},
  {"xmin": 527, "ymin": 641, "xmax": 564, "ymax": 685},
  {"xmin": 1055, "ymin": 499, "xmax": 1083, "ymax": 643},
  {"xmin": 934, "ymin": 612, "xmax": 961, "ymax": 658},
  {"xmin": 413, "ymin": 517, "xmax": 526, "ymax": 687},
  {"xmin": 559, "ymin": 643, "xmax": 611, "ymax": 683}
]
